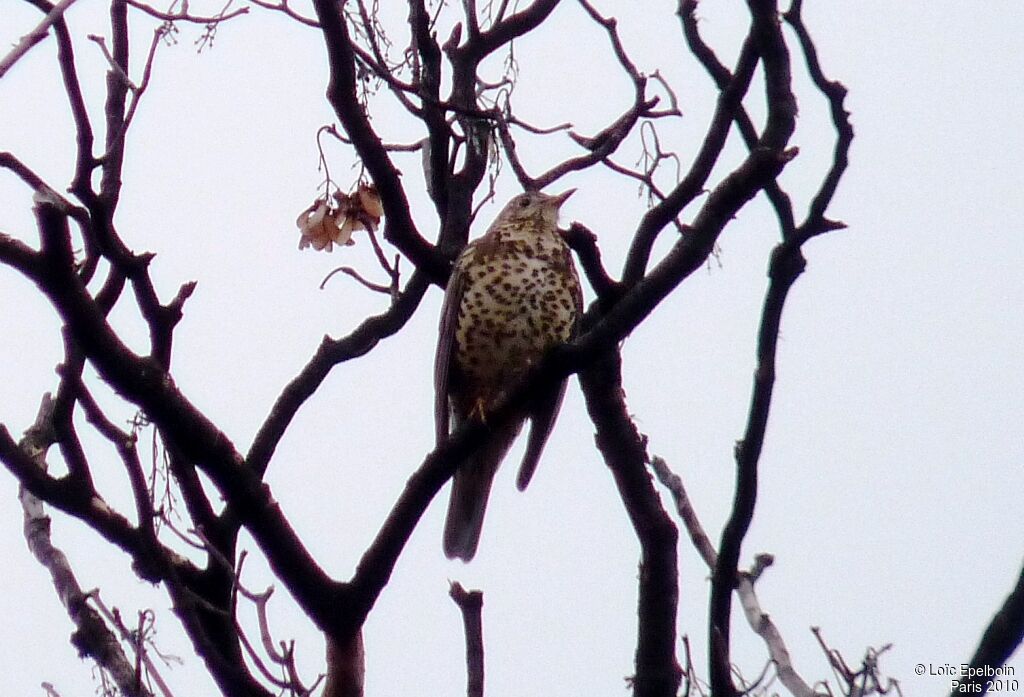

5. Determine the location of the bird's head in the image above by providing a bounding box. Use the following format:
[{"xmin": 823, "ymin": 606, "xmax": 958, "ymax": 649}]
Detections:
[{"xmin": 496, "ymin": 189, "xmax": 575, "ymax": 227}]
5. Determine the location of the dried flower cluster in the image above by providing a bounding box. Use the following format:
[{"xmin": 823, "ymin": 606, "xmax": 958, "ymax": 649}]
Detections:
[{"xmin": 297, "ymin": 183, "xmax": 384, "ymax": 252}]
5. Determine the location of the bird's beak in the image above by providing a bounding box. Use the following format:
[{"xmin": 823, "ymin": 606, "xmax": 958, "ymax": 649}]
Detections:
[{"xmin": 551, "ymin": 188, "xmax": 576, "ymax": 208}]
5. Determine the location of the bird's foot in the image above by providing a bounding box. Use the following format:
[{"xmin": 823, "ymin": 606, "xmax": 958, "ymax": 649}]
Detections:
[{"xmin": 468, "ymin": 398, "xmax": 489, "ymax": 424}]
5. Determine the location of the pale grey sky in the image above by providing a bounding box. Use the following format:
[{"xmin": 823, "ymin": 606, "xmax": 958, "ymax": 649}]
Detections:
[{"xmin": 1, "ymin": 1, "xmax": 1022, "ymax": 695}]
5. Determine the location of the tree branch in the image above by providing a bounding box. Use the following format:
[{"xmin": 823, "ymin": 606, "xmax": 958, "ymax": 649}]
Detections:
[
  {"xmin": 621, "ymin": 32, "xmax": 759, "ymax": 286},
  {"xmin": 678, "ymin": 0, "xmax": 796, "ymax": 236},
  {"xmin": 562, "ymin": 222, "xmax": 620, "ymax": 303},
  {"xmin": 702, "ymin": 4, "xmax": 821, "ymax": 694},
  {"xmin": 783, "ymin": 0, "xmax": 852, "ymax": 242},
  {"xmin": 311, "ymin": 0, "xmax": 443, "ymax": 280},
  {"xmin": 0, "ymin": 0, "xmax": 81, "ymax": 79},
  {"xmin": 246, "ymin": 271, "xmax": 432, "ymax": 478},
  {"xmin": 15, "ymin": 395, "xmax": 153, "ymax": 697},
  {"xmin": 709, "ymin": 238, "xmax": 803, "ymax": 697},
  {"xmin": 323, "ymin": 632, "xmax": 365, "ymax": 697},
  {"xmin": 450, "ymin": 582, "xmax": 485, "ymax": 697},
  {"xmin": 453, "ymin": 0, "xmax": 561, "ymax": 63},
  {"xmin": 580, "ymin": 350, "xmax": 680, "ymax": 697},
  {"xmin": 953, "ymin": 559, "xmax": 1024, "ymax": 696},
  {"xmin": 22, "ymin": 0, "xmax": 97, "ymax": 202},
  {"xmin": 18, "ymin": 199, "xmax": 343, "ymax": 640},
  {"xmin": 651, "ymin": 457, "xmax": 818, "ymax": 697},
  {"xmin": 125, "ymin": 0, "xmax": 249, "ymax": 24}
]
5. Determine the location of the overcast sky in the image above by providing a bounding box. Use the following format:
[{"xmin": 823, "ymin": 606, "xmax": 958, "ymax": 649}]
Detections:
[{"xmin": 1, "ymin": 1, "xmax": 1023, "ymax": 695}]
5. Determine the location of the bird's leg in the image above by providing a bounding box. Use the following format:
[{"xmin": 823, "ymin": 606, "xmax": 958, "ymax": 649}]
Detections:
[{"xmin": 468, "ymin": 397, "xmax": 489, "ymax": 424}]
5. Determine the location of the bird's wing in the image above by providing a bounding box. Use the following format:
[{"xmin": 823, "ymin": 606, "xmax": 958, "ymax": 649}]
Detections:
[
  {"xmin": 516, "ymin": 378, "xmax": 569, "ymax": 491},
  {"xmin": 516, "ymin": 247, "xmax": 584, "ymax": 491},
  {"xmin": 434, "ymin": 256, "xmax": 466, "ymax": 444}
]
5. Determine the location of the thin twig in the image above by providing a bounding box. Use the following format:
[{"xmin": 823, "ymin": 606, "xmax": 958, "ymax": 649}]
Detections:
[
  {"xmin": 89, "ymin": 591, "xmax": 176, "ymax": 697},
  {"xmin": 250, "ymin": 0, "xmax": 318, "ymax": 26},
  {"xmin": 124, "ymin": 0, "xmax": 249, "ymax": 24},
  {"xmin": 88, "ymin": 34, "xmax": 137, "ymax": 89},
  {"xmin": 507, "ymin": 114, "xmax": 572, "ymax": 135},
  {"xmin": 320, "ymin": 266, "xmax": 392, "ymax": 295}
]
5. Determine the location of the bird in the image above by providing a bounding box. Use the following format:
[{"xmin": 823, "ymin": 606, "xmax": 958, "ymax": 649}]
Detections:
[{"xmin": 435, "ymin": 190, "xmax": 583, "ymax": 561}]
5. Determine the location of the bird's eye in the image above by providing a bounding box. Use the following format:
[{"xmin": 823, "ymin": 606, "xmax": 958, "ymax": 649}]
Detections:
[{"xmin": 518, "ymin": 196, "xmax": 531, "ymax": 208}]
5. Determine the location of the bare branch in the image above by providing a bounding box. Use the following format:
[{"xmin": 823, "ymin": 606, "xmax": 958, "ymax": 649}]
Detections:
[
  {"xmin": 102, "ymin": 23, "xmax": 166, "ymax": 168},
  {"xmin": 89, "ymin": 592, "xmax": 176, "ymax": 697},
  {"xmin": 0, "ymin": 152, "xmax": 89, "ymax": 222},
  {"xmin": 0, "ymin": 0, "xmax": 81, "ymax": 79},
  {"xmin": 953, "ymin": 559, "xmax": 1024, "ymax": 696},
  {"xmin": 495, "ymin": 1, "xmax": 681, "ymax": 192},
  {"xmin": 621, "ymin": 31, "xmax": 758, "ymax": 286},
  {"xmin": 783, "ymin": 0, "xmax": 852, "ymax": 241},
  {"xmin": 324, "ymin": 632, "xmax": 365, "ymax": 697},
  {"xmin": 697, "ymin": 4, "xmax": 848, "ymax": 691},
  {"xmin": 698, "ymin": 7, "xmax": 797, "ymax": 693},
  {"xmin": 16, "ymin": 395, "xmax": 155, "ymax": 697},
  {"xmin": 15, "ymin": 198, "xmax": 343, "ymax": 643},
  {"xmin": 813, "ymin": 629, "xmax": 901, "ymax": 697},
  {"xmin": 320, "ymin": 266, "xmax": 393, "ymax": 295},
  {"xmin": 124, "ymin": 0, "xmax": 249, "ymax": 24},
  {"xmin": 508, "ymin": 115, "xmax": 572, "ymax": 135},
  {"xmin": 229, "ymin": 577, "xmax": 323, "ymax": 694},
  {"xmin": 250, "ymin": 0, "xmax": 317, "ymax": 27},
  {"xmin": 577, "ymin": 0, "xmax": 642, "ymax": 83},
  {"xmin": 456, "ymin": 0, "xmax": 560, "ymax": 62},
  {"xmin": 678, "ymin": 0, "xmax": 796, "ymax": 237},
  {"xmin": 245, "ymin": 271, "xmax": 432, "ymax": 478},
  {"xmin": 350, "ymin": 0, "xmax": 422, "ymax": 116},
  {"xmin": 449, "ymin": 582, "xmax": 485, "ymax": 697},
  {"xmin": 580, "ymin": 351, "xmax": 681, "ymax": 697},
  {"xmin": 312, "ymin": 0, "xmax": 442, "ymax": 279},
  {"xmin": 649, "ymin": 457, "xmax": 716, "ymax": 569},
  {"xmin": 561, "ymin": 222, "xmax": 619, "ymax": 302},
  {"xmin": 736, "ymin": 571, "xmax": 818, "ymax": 697},
  {"xmin": 652, "ymin": 456, "xmax": 819, "ymax": 697},
  {"xmin": 1, "ymin": 400, "xmax": 195, "ymax": 590},
  {"xmin": 18, "ymin": 0, "xmax": 97, "ymax": 201},
  {"xmin": 88, "ymin": 33, "xmax": 136, "ymax": 89},
  {"xmin": 75, "ymin": 376, "xmax": 156, "ymax": 535}
]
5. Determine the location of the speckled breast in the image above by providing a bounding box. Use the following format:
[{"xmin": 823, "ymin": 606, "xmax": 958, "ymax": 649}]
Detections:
[{"xmin": 454, "ymin": 227, "xmax": 580, "ymax": 400}]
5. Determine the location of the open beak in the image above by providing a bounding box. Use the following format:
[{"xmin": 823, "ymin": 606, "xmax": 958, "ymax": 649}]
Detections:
[{"xmin": 551, "ymin": 188, "xmax": 576, "ymax": 208}]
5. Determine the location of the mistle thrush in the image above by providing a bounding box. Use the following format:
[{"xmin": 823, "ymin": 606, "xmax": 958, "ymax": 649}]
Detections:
[{"xmin": 435, "ymin": 190, "xmax": 583, "ymax": 561}]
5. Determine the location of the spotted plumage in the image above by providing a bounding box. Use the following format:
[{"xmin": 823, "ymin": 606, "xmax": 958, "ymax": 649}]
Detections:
[{"xmin": 435, "ymin": 190, "xmax": 583, "ymax": 561}]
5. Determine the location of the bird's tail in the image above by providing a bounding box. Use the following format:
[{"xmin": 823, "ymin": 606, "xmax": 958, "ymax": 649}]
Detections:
[{"xmin": 443, "ymin": 420, "xmax": 521, "ymax": 561}]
